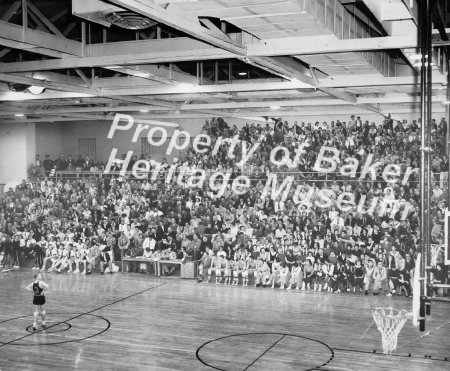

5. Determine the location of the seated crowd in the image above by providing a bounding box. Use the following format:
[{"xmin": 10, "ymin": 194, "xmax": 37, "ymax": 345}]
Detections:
[{"xmin": 1, "ymin": 115, "xmax": 448, "ymax": 297}]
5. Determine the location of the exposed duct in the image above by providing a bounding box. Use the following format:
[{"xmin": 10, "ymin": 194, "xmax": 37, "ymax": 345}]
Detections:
[{"xmin": 72, "ymin": 0, "xmax": 157, "ymax": 30}]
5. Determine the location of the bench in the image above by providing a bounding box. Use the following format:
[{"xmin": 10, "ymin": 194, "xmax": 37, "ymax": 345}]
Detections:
[
  {"xmin": 431, "ymin": 283, "xmax": 450, "ymax": 297},
  {"xmin": 158, "ymin": 259, "xmax": 183, "ymax": 276},
  {"xmin": 122, "ymin": 257, "xmax": 158, "ymax": 275}
]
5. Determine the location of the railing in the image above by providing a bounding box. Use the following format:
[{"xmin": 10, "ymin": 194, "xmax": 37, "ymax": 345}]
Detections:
[{"xmin": 47, "ymin": 170, "xmax": 448, "ymax": 190}]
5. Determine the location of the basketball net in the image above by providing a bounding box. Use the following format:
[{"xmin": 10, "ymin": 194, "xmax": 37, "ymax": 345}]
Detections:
[
  {"xmin": 412, "ymin": 253, "xmax": 421, "ymax": 327},
  {"xmin": 372, "ymin": 308, "xmax": 409, "ymax": 355}
]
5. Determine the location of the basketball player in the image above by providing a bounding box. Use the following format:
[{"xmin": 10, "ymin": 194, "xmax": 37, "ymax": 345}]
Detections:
[
  {"xmin": 41, "ymin": 242, "xmax": 59, "ymax": 271},
  {"xmin": 255, "ymin": 257, "xmax": 270, "ymax": 287},
  {"xmin": 73, "ymin": 244, "xmax": 88, "ymax": 274},
  {"xmin": 215, "ymin": 255, "xmax": 229, "ymax": 284},
  {"xmin": 206, "ymin": 254, "xmax": 218, "ymax": 283},
  {"xmin": 242, "ymin": 256, "xmax": 256, "ymax": 286},
  {"xmin": 197, "ymin": 251, "xmax": 212, "ymax": 283},
  {"xmin": 26, "ymin": 273, "xmax": 49, "ymax": 331},
  {"xmin": 232, "ymin": 257, "xmax": 246, "ymax": 286}
]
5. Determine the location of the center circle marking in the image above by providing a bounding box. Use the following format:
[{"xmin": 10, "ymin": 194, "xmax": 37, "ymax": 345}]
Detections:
[
  {"xmin": 196, "ymin": 332, "xmax": 334, "ymax": 371},
  {"xmin": 26, "ymin": 322, "xmax": 72, "ymax": 334},
  {"xmin": 0, "ymin": 312, "xmax": 111, "ymax": 346}
]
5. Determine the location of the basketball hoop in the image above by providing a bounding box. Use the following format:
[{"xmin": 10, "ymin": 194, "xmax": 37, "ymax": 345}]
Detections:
[{"xmin": 372, "ymin": 307, "xmax": 410, "ymax": 355}]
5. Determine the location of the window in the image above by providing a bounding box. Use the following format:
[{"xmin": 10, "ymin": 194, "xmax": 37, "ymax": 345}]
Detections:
[
  {"xmin": 78, "ymin": 138, "xmax": 96, "ymax": 159},
  {"xmin": 141, "ymin": 137, "xmax": 169, "ymax": 155},
  {"xmin": 141, "ymin": 137, "xmax": 189, "ymax": 156}
]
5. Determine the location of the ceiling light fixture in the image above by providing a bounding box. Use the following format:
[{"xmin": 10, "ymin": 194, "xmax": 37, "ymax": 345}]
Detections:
[
  {"xmin": 270, "ymin": 106, "xmax": 281, "ymax": 110},
  {"xmin": 27, "ymin": 85, "xmax": 46, "ymax": 95},
  {"xmin": 139, "ymin": 109, "xmax": 149, "ymax": 113},
  {"xmin": 15, "ymin": 113, "xmax": 25, "ymax": 117},
  {"xmin": 238, "ymin": 72, "xmax": 247, "ymax": 76}
]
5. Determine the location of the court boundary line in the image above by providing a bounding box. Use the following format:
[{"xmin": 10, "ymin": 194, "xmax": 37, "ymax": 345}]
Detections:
[
  {"xmin": 333, "ymin": 347, "xmax": 450, "ymax": 363},
  {"xmin": 396, "ymin": 321, "xmax": 450, "ymax": 350},
  {"xmin": 0, "ymin": 281, "xmax": 167, "ymax": 348}
]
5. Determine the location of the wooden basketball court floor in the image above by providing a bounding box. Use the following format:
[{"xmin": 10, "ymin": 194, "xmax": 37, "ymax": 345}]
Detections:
[{"xmin": 0, "ymin": 270, "xmax": 449, "ymax": 371}]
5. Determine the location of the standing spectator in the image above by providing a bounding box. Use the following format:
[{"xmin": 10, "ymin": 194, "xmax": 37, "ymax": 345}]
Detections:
[{"xmin": 440, "ymin": 155, "xmax": 448, "ymax": 190}]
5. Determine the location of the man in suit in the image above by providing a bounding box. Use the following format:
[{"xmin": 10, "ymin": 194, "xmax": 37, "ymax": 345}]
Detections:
[
  {"xmin": 43, "ymin": 155, "xmax": 53, "ymax": 176},
  {"xmin": 83, "ymin": 156, "xmax": 94, "ymax": 171},
  {"xmin": 55, "ymin": 154, "xmax": 68, "ymax": 171}
]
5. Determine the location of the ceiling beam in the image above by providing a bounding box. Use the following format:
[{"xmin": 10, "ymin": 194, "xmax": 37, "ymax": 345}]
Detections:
[
  {"xmin": 1, "ymin": 94, "xmax": 437, "ymax": 116},
  {"xmin": 0, "ymin": 72, "xmax": 446, "ymax": 102},
  {"xmin": 319, "ymin": 72, "xmax": 447, "ymax": 87},
  {"xmin": 0, "ymin": 39, "xmax": 233, "ymax": 73},
  {"xmin": 0, "ymin": 20, "xmax": 82, "ymax": 56},
  {"xmin": 0, "ymin": 32, "xmax": 420, "ymax": 74},
  {"xmin": 0, "ymin": 72, "xmax": 95, "ymax": 94},
  {"xmin": 248, "ymin": 34, "xmax": 418, "ymax": 56},
  {"xmin": 4, "ymin": 105, "xmax": 446, "ymax": 124},
  {"xmin": 248, "ymin": 56, "xmax": 357, "ymax": 103},
  {"xmin": 106, "ymin": 64, "xmax": 199, "ymax": 86}
]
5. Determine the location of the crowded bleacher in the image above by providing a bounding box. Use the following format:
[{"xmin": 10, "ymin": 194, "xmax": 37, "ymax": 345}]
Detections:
[{"xmin": 1, "ymin": 114, "xmax": 448, "ymax": 297}]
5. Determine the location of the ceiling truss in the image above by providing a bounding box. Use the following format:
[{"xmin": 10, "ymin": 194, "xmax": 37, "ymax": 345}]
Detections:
[{"xmin": 0, "ymin": 0, "xmax": 447, "ymax": 124}]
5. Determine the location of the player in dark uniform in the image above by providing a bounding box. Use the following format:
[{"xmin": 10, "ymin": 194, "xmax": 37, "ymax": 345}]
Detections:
[{"xmin": 26, "ymin": 273, "xmax": 49, "ymax": 331}]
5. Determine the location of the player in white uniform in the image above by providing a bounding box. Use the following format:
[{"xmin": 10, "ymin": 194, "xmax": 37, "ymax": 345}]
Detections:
[
  {"xmin": 41, "ymin": 244, "xmax": 59, "ymax": 271},
  {"xmin": 255, "ymin": 258, "xmax": 270, "ymax": 287},
  {"xmin": 232, "ymin": 258, "xmax": 246, "ymax": 285},
  {"xmin": 242, "ymin": 256, "xmax": 256, "ymax": 286}
]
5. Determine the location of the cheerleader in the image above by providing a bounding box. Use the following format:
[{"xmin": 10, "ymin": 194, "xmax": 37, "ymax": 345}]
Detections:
[
  {"xmin": 255, "ymin": 257, "xmax": 270, "ymax": 287},
  {"xmin": 278, "ymin": 262, "xmax": 291, "ymax": 290},
  {"xmin": 26, "ymin": 273, "xmax": 49, "ymax": 331},
  {"xmin": 266, "ymin": 258, "xmax": 281, "ymax": 288},
  {"xmin": 287, "ymin": 262, "xmax": 302, "ymax": 290},
  {"xmin": 242, "ymin": 256, "xmax": 256, "ymax": 286}
]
